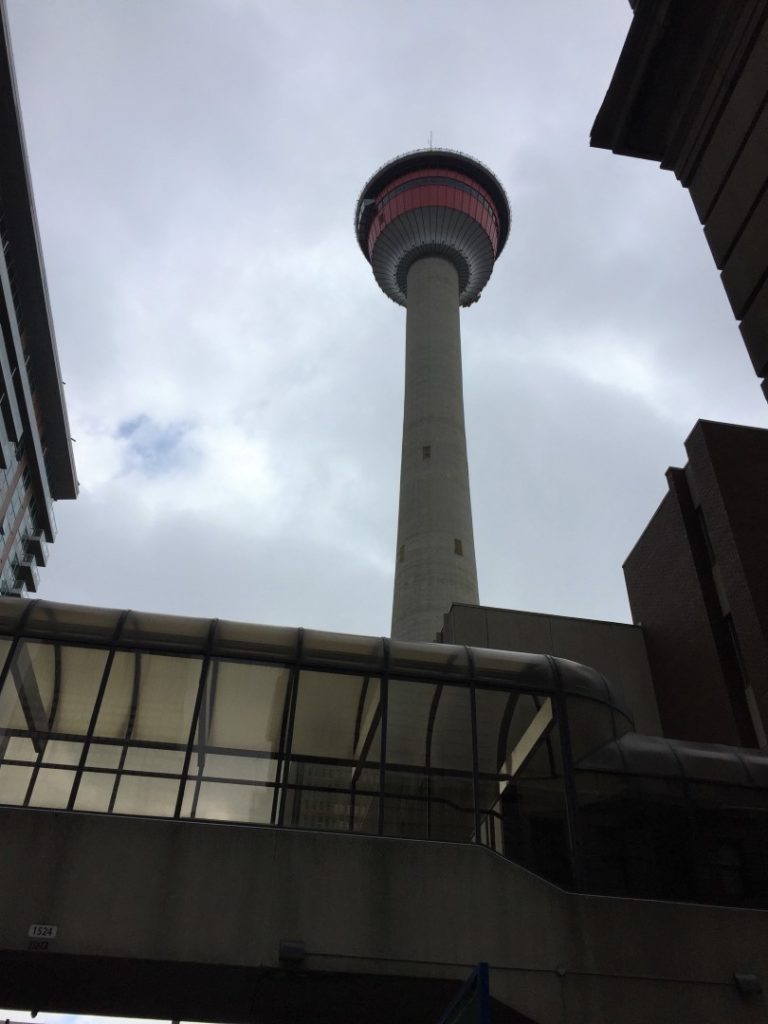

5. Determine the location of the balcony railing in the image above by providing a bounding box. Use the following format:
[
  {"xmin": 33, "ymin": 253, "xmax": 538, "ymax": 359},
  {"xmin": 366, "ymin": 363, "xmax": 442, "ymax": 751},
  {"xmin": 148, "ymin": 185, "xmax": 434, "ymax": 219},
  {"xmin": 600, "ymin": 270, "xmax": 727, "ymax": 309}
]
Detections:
[
  {"xmin": 13, "ymin": 553, "xmax": 38, "ymax": 593},
  {"xmin": 25, "ymin": 530, "xmax": 48, "ymax": 567}
]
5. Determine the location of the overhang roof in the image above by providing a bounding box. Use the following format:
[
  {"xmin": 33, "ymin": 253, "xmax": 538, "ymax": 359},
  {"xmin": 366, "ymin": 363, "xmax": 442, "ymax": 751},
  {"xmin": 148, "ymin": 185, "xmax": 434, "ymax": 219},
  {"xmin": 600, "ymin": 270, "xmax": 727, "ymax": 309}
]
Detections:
[{"xmin": 590, "ymin": 0, "xmax": 750, "ymax": 170}]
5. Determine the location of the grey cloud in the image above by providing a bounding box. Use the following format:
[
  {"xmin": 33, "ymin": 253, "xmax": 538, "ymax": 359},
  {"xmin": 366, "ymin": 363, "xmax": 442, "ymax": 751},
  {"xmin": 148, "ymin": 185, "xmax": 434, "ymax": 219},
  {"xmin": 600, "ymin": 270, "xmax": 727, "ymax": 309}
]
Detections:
[{"xmin": 5, "ymin": 0, "xmax": 766, "ymax": 638}]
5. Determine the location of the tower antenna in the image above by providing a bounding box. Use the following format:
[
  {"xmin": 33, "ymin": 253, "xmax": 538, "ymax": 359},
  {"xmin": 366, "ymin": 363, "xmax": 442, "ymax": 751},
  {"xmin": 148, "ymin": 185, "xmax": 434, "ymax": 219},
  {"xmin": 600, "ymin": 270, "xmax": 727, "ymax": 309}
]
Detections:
[{"xmin": 428, "ymin": 130, "xmax": 433, "ymax": 148}]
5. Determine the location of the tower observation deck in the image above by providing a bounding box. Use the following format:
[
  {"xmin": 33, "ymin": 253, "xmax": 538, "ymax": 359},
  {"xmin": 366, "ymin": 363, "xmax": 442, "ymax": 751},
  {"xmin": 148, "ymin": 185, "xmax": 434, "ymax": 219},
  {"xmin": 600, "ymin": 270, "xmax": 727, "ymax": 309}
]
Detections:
[{"xmin": 356, "ymin": 149, "xmax": 510, "ymax": 641}]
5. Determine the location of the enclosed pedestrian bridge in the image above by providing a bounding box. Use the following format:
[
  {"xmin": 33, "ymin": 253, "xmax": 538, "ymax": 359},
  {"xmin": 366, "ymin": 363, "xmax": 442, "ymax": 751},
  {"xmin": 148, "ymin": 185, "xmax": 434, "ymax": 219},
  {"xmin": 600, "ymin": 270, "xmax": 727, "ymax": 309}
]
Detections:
[
  {"xmin": 0, "ymin": 599, "xmax": 767, "ymax": 1023},
  {"xmin": 0, "ymin": 597, "xmax": 766, "ymax": 902}
]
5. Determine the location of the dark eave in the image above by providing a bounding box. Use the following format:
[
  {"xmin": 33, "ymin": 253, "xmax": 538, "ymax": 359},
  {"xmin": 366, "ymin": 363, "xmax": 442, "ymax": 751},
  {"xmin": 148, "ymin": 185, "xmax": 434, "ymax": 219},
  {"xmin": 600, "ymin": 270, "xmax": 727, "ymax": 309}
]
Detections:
[
  {"xmin": 590, "ymin": 0, "xmax": 743, "ymax": 169},
  {"xmin": 0, "ymin": 4, "xmax": 77, "ymax": 499}
]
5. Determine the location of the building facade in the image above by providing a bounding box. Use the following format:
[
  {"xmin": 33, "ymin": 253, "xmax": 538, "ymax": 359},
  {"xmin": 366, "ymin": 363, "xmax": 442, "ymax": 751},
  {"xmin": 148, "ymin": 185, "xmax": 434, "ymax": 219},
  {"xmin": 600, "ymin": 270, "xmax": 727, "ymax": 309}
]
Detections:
[
  {"xmin": 0, "ymin": 3, "xmax": 77, "ymax": 597},
  {"xmin": 624, "ymin": 419, "xmax": 768, "ymax": 748},
  {"xmin": 591, "ymin": 0, "xmax": 768, "ymax": 399}
]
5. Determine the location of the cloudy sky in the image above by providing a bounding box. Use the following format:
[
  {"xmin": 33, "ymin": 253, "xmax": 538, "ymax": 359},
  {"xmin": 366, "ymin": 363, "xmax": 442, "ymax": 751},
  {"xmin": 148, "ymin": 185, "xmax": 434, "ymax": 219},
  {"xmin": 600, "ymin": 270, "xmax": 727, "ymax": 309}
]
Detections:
[{"xmin": 5, "ymin": 0, "xmax": 767, "ymax": 640}]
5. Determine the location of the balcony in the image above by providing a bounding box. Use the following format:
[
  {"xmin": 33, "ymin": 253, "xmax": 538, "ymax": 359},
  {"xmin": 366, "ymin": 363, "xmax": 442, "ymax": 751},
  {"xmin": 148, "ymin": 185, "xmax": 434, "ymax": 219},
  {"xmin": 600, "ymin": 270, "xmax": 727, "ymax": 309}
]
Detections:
[
  {"xmin": 25, "ymin": 529, "xmax": 48, "ymax": 566},
  {"xmin": 14, "ymin": 553, "xmax": 38, "ymax": 593}
]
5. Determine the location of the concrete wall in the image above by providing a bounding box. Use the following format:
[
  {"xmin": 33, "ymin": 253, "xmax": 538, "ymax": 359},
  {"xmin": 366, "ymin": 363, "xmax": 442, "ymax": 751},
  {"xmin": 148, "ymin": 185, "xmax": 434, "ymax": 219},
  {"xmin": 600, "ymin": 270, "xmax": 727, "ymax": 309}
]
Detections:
[
  {"xmin": 688, "ymin": 421, "xmax": 768, "ymax": 740},
  {"xmin": 624, "ymin": 421, "xmax": 768, "ymax": 747},
  {"xmin": 2, "ymin": 807, "xmax": 764, "ymax": 1024},
  {"xmin": 442, "ymin": 603, "xmax": 662, "ymax": 736},
  {"xmin": 623, "ymin": 471, "xmax": 745, "ymax": 745}
]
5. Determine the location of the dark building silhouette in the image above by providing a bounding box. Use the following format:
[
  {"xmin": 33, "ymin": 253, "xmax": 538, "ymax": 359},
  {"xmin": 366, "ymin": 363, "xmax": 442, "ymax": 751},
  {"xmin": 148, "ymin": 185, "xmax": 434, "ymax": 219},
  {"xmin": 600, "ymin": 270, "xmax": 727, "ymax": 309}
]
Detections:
[
  {"xmin": 0, "ymin": 3, "xmax": 77, "ymax": 595},
  {"xmin": 592, "ymin": 0, "xmax": 768, "ymax": 399},
  {"xmin": 591, "ymin": 1, "xmax": 768, "ymax": 747},
  {"xmin": 624, "ymin": 419, "xmax": 768, "ymax": 748}
]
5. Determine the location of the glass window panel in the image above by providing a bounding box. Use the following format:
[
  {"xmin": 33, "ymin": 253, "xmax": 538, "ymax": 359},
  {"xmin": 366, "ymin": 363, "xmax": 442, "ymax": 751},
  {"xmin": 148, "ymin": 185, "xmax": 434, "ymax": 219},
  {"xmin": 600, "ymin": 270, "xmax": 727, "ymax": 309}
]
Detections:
[
  {"xmin": 618, "ymin": 734, "xmax": 681, "ymax": 778},
  {"xmin": 85, "ymin": 742, "xmax": 122, "ymax": 769},
  {"xmin": 179, "ymin": 781, "xmax": 195, "ymax": 819},
  {"xmin": 501, "ymin": 774, "xmax": 571, "ymax": 886},
  {"xmin": 499, "ymin": 694, "xmax": 562, "ymax": 778},
  {"xmin": 688, "ymin": 782, "xmax": 768, "ymax": 906},
  {"xmin": 359, "ymin": 682, "xmax": 381, "ymax": 761},
  {"xmin": 351, "ymin": 770, "xmax": 379, "ymax": 833},
  {"xmin": 577, "ymin": 772, "xmax": 691, "ymax": 900},
  {"xmin": 41, "ymin": 740, "xmax": 83, "ymax": 766},
  {"xmin": 92, "ymin": 650, "xmax": 137, "ymax": 739},
  {"xmin": 291, "ymin": 671, "xmax": 370, "ymax": 759},
  {"xmin": 676, "ymin": 743, "xmax": 751, "ymax": 785},
  {"xmin": 192, "ymin": 780, "xmax": 274, "ymax": 824},
  {"xmin": 28, "ymin": 768, "xmax": 75, "ymax": 809},
  {"xmin": 474, "ymin": 686, "xmax": 515, "ymax": 775},
  {"xmin": 387, "ymin": 679, "xmax": 437, "ymax": 767},
  {"xmin": 427, "ymin": 775, "xmax": 476, "ymax": 843},
  {"xmin": 382, "ymin": 767, "xmax": 429, "ymax": 839},
  {"xmin": 474, "ymin": 690, "xmax": 556, "ymax": 857},
  {"xmin": 132, "ymin": 653, "xmax": 202, "ymax": 744},
  {"xmin": 0, "ymin": 763, "xmax": 32, "ymax": 804},
  {"xmin": 0, "ymin": 641, "xmax": 55, "ymax": 733},
  {"xmin": 196, "ymin": 752, "xmax": 276, "ymax": 783},
  {"xmin": 205, "ymin": 660, "xmax": 288, "ymax": 752},
  {"xmin": 112, "ymin": 775, "xmax": 179, "ymax": 817},
  {"xmin": 574, "ymin": 770, "xmax": 627, "ymax": 896},
  {"xmin": 578, "ymin": 738, "xmax": 626, "ymax": 774},
  {"xmin": 95, "ymin": 651, "xmax": 202, "ymax": 745},
  {"xmin": 739, "ymin": 750, "xmax": 768, "ymax": 787},
  {"xmin": 283, "ymin": 761, "xmax": 355, "ymax": 831},
  {"xmin": 429, "ymin": 685, "xmax": 472, "ymax": 770},
  {"xmin": 518, "ymin": 727, "xmax": 562, "ymax": 781},
  {"xmin": 74, "ymin": 770, "xmax": 116, "ymax": 813},
  {"xmin": 566, "ymin": 696, "xmax": 617, "ymax": 763},
  {"xmin": 0, "ymin": 636, "xmax": 12, "ymax": 668},
  {"xmin": 123, "ymin": 747, "xmax": 185, "ymax": 775},
  {"xmin": 53, "ymin": 645, "xmax": 109, "ymax": 735},
  {"xmin": 477, "ymin": 772, "xmax": 505, "ymax": 853},
  {"xmin": 3, "ymin": 735, "xmax": 36, "ymax": 762}
]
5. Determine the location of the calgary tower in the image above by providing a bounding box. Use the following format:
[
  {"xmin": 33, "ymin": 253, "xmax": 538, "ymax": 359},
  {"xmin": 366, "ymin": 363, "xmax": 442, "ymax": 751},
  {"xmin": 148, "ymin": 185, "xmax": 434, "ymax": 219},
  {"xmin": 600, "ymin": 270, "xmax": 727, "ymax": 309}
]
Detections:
[{"xmin": 355, "ymin": 149, "xmax": 510, "ymax": 641}]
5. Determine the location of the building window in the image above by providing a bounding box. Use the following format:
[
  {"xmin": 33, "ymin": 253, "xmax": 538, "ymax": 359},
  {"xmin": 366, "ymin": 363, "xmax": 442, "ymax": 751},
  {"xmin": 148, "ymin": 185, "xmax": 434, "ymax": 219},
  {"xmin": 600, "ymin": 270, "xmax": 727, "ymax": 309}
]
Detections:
[
  {"xmin": 422, "ymin": 445, "xmax": 431, "ymax": 460},
  {"xmin": 454, "ymin": 538, "xmax": 463, "ymax": 556}
]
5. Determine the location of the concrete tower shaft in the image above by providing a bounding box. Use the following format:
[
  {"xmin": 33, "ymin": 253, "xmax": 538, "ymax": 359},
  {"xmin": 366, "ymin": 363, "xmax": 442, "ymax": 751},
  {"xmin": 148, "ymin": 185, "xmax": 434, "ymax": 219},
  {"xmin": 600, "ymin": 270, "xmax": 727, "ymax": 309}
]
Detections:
[
  {"xmin": 392, "ymin": 256, "xmax": 478, "ymax": 640},
  {"xmin": 355, "ymin": 149, "xmax": 509, "ymax": 641}
]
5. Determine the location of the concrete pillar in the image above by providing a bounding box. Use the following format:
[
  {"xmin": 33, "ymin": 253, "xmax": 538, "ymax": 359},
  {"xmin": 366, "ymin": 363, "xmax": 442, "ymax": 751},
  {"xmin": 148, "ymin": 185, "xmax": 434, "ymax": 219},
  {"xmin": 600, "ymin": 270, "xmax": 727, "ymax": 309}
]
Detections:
[{"xmin": 391, "ymin": 256, "xmax": 479, "ymax": 641}]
